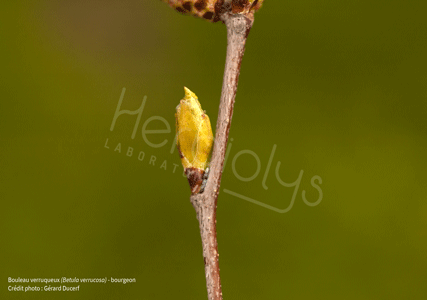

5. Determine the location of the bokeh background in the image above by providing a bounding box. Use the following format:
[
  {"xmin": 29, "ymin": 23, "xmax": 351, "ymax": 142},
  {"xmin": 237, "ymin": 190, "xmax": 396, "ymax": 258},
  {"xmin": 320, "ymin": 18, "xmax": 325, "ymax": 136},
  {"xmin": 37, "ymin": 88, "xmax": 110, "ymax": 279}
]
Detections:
[{"xmin": 1, "ymin": 1, "xmax": 426, "ymax": 299}]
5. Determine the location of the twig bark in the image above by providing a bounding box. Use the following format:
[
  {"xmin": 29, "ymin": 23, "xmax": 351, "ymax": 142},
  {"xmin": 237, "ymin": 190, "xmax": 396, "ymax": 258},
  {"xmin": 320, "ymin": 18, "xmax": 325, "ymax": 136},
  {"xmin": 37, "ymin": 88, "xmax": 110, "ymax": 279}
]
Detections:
[{"xmin": 190, "ymin": 11, "xmax": 254, "ymax": 300}]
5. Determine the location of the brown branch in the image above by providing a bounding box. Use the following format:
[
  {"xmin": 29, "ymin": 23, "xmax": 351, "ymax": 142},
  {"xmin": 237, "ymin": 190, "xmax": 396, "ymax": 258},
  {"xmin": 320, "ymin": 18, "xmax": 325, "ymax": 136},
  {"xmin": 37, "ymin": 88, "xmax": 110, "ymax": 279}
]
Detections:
[{"xmin": 190, "ymin": 11, "xmax": 254, "ymax": 300}]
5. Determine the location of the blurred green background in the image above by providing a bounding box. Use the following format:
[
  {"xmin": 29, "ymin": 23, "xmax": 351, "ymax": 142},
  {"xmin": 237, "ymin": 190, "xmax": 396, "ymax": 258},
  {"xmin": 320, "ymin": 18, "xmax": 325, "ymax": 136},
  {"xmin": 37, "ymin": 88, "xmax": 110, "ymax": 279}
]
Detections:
[{"xmin": 1, "ymin": 1, "xmax": 426, "ymax": 299}]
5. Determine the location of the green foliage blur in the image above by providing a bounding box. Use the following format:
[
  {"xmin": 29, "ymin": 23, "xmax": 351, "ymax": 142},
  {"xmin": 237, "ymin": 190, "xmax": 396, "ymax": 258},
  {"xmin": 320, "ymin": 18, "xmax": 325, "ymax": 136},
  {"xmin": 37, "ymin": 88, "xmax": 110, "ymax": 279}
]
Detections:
[{"xmin": 1, "ymin": 1, "xmax": 426, "ymax": 299}]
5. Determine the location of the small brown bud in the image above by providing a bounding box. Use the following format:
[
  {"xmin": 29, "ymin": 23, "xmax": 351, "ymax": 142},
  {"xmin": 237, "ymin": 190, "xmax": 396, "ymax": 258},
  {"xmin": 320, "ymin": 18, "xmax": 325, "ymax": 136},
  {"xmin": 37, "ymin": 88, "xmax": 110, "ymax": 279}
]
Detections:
[{"xmin": 161, "ymin": 0, "xmax": 264, "ymax": 23}]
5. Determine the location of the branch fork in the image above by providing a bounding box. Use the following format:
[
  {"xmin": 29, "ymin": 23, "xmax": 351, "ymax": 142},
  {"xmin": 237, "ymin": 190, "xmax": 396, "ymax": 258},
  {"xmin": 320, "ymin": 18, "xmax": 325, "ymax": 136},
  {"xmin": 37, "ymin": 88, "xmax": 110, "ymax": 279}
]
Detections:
[{"xmin": 165, "ymin": 1, "xmax": 263, "ymax": 298}]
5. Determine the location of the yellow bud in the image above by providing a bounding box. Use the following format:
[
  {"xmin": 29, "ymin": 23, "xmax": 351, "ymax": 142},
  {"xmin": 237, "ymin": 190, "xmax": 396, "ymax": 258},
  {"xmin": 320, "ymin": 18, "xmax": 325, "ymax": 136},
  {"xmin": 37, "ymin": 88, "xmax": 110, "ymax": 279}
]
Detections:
[{"xmin": 176, "ymin": 87, "xmax": 214, "ymax": 194}]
